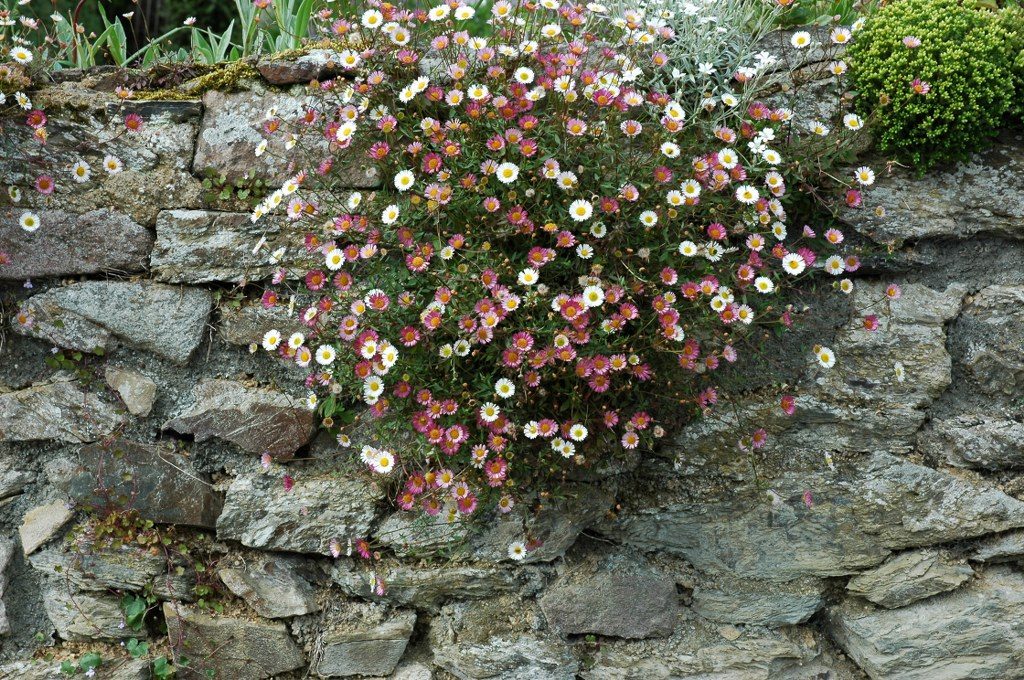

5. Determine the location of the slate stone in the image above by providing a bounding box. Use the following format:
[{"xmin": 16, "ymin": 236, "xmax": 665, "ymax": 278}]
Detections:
[
  {"xmin": 15, "ymin": 281, "xmax": 212, "ymax": 363},
  {"xmin": 316, "ymin": 605, "xmax": 416, "ymax": 677},
  {"xmin": 918, "ymin": 414, "xmax": 1024, "ymax": 471},
  {"xmin": 218, "ymin": 303, "xmax": 308, "ymax": 347},
  {"xmin": 691, "ymin": 575, "xmax": 826, "ymax": 627},
  {"xmin": 0, "ymin": 209, "xmax": 153, "ymax": 280},
  {"xmin": 42, "ymin": 585, "xmax": 135, "ymax": 641},
  {"xmin": 218, "ymin": 558, "xmax": 318, "ymax": 619},
  {"xmin": 971, "ymin": 530, "xmax": 1024, "ymax": 563},
  {"xmin": 104, "ymin": 366, "xmax": 158, "ymax": 417},
  {"xmin": 948, "ymin": 285, "xmax": 1024, "ymax": 399},
  {"xmin": 30, "ymin": 546, "xmax": 195, "ymax": 601},
  {"xmin": 257, "ymin": 49, "xmax": 348, "ymax": 85},
  {"xmin": 331, "ymin": 558, "xmax": 543, "ymax": 610},
  {"xmin": 827, "ymin": 566, "xmax": 1024, "ymax": 679},
  {"xmin": 0, "ymin": 375, "xmax": 121, "ymax": 444},
  {"xmin": 194, "ymin": 89, "xmax": 380, "ymax": 186},
  {"xmin": 19, "ymin": 501, "xmax": 73, "ymax": 555},
  {"xmin": 539, "ymin": 552, "xmax": 678, "ymax": 639},
  {"xmin": 151, "ymin": 209, "xmax": 299, "ymax": 283},
  {"xmin": 70, "ymin": 439, "xmax": 222, "ymax": 528},
  {"xmin": 841, "ymin": 135, "xmax": 1024, "ymax": 242},
  {"xmin": 433, "ymin": 636, "xmax": 579, "ymax": 680},
  {"xmin": 163, "ymin": 602, "xmax": 305, "ymax": 679},
  {"xmin": 846, "ymin": 549, "xmax": 973, "ymax": 609},
  {"xmin": 163, "ymin": 379, "xmax": 315, "ymax": 458},
  {"xmin": 0, "ymin": 90, "xmax": 203, "ymax": 225},
  {"xmin": 216, "ymin": 474, "xmax": 382, "ymax": 554},
  {"xmin": 607, "ymin": 453, "xmax": 1024, "ymax": 581}
]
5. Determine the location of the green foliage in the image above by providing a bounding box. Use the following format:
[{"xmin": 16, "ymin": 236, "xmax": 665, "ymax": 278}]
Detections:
[
  {"xmin": 126, "ymin": 638, "xmax": 150, "ymax": 658},
  {"xmin": 848, "ymin": 0, "xmax": 1014, "ymax": 170},
  {"xmin": 120, "ymin": 594, "xmax": 148, "ymax": 631},
  {"xmin": 151, "ymin": 656, "xmax": 177, "ymax": 679},
  {"xmin": 201, "ymin": 168, "xmax": 268, "ymax": 207},
  {"xmin": 999, "ymin": 5, "xmax": 1024, "ymax": 120},
  {"xmin": 59, "ymin": 653, "xmax": 102, "ymax": 676}
]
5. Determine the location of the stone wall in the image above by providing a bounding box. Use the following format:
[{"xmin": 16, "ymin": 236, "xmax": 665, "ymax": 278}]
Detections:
[{"xmin": 1, "ymin": 57, "xmax": 1024, "ymax": 680}]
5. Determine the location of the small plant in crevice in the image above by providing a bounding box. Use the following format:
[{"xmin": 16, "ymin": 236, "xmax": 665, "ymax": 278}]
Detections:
[
  {"xmin": 200, "ymin": 168, "xmax": 270, "ymax": 209},
  {"xmin": 59, "ymin": 652, "xmax": 103, "ymax": 677}
]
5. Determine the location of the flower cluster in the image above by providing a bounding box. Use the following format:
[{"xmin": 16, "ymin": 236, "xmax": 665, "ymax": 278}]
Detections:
[{"xmin": 245, "ymin": 0, "xmax": 874, "ymax": 541}]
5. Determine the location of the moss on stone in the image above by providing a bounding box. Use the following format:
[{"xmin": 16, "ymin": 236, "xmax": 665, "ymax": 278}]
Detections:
[{"xmin": 133, "ymin": 61, "xmax": 261, "ymax": 101}]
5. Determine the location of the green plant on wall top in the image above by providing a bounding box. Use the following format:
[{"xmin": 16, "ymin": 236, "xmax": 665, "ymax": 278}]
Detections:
[{"xmin": 847, "ymin": 0, "xmax": 1014, "ymax": 170}]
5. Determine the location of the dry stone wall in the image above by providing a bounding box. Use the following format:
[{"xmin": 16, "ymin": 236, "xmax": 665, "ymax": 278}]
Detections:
[{"xmin": 1, "ymin": 56, "xmax": 1024, "ymax": 680}]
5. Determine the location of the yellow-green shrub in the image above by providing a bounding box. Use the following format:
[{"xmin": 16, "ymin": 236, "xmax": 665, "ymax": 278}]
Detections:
[{"xmin": 848, "ymin": 0, "xmax": 1013, "ymax": 169}]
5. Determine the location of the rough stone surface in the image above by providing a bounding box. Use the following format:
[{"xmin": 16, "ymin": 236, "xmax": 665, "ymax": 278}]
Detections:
[
  {"xmin": 257, "ymin": 49, "xmax": 347, "ymax": 85},
  {"xmin": 433, "ymin": 636, "xmax": 579, "ymax": 680},
  {"xmin": 669, "ymin": 283, "xmax": 964, "ymax": 473},
  {"xmin": 0, "ymin": 461, "xmax": 34, "ymax": 501},
  {"xmin": 216, "ymin": 474, "xmax": 382, "ymax": 554},
  {"xmin": 163, "ymin": 602, "xmax": 305, "ymax": 679},
  {"xmin": 470, "ymin": 485, "xmax": 614, "ymax": 564},
  {"xmin": 539, "ymin": 552, "xmax": 678, "ymax": 639},
  {"xmin": 582, "ymin": 616, "xmax": 848, "ymax": 680},
  {"xmin": 0, "ymin": 92, "xmax": 203, "ymax": 225},
  {"xmin": 607, "ymin": 452, "xmax": 1024, "ymax": 581},
  {"xmin": 218, "ymin": 558, "xmax": 318, "ymax": 619},
  {"xmin": 194, "ymin": 89, "xmax": 380, "ymax": 186},
  {"xmin": 0, "ymin": 659, "xmax": 150, "ymax": 679},
  {"xmin": 842, "ymin": 135, "xmax": 1024, "ymax": 242},
  {"xmin": 827, "ymin": 566, "xmax": 1024, "ymax": 679},
  {"xmin": 0, "ymin": 209, "xmax": 153, "ymax": 280},
  {"xmin": 0, "ymin": 375, "xmax": 122, "ymax": 444},
  {"xmin": 218, "ymin": 303, "xmax": 308, "ymax": 346},
  {"xmin": 846, "ymin": 549, "xmax": 973, "ymax": 609},
  {"xmin": 316, "ymin": 605, "xmax": 416, "ymax": 678},
  {"xmin": 163, "ymin": 379, "xmax": 315, "ymax": 457},
  {"xmin": 30, "ymin": 547, "xmax": 195, "ymax": 601},
  {"xmin": 104, "ymin": 366, "xmax": 158, "ymax": 417},
  {"xmin": 15, "ymin": 281, "xmax": 212, "ymax": 363},
  {"xmin": 19, "ymin": 502, "xmax": 73, "ymax": 555},
  {"xmin": 0, "ymin": 539, "xmax": 13, "ymax": 635},
  {"xmin": 42, "ymin": 585, "xmax": 135, "ymax": 641},
  {"xmin": 971, "ymin": 530, "xmax": 1024, "ymax": 563},
  {"xmin": 69, "ymin": 439, "xmax": 222, "ymax": 528},
  {"xmin": 332, "ymin": 559, "xmax": 543, "ymax": 610},
  {"xmin": 151, "ymin": 209, "xmax": 300, "ymax": 283},
  {"xmin": 692, "ymin": 576, "xmax": 826, "ymax": 627},
  {"xmin": 947, "ymin": 285, "xmax": 1024, "ymax": 398}
]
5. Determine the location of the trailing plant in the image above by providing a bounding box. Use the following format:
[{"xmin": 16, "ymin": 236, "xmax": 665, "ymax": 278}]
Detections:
[{"xmin": 847, "ymin": 0, "xmax": 1014, "ymax": 170}]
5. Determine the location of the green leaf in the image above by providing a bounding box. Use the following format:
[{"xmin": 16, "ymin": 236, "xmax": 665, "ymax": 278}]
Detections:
[
  {"xmin": 59, "ymin": 660, "xmax": 77, "ymax": 676},
  {"xmin": 80, "ymin": 653, "xmax": 102, "ymax": 671}
]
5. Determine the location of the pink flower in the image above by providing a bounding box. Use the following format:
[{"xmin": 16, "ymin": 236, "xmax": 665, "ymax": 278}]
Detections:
[
  {"xmin": 902, "ymin": 35, "xmax": 921, "ymax": 48},
  {"xmin": 34, "ymin": 175, "xmax": 55, "ymax": 195},
  {"xmin": 780, "ymin": 395, "xmax": 796, "ymax": 415},
  {"xmin": 910, "ymin": 79, "xmax": 930, "ymax": 95},
  {"xmin": 124, "ymin": 113, "xmax": 144, "ymax": 132},
  {"xmin": 885, "ymin": 283, "xmax": 902, "ymax": 300}
]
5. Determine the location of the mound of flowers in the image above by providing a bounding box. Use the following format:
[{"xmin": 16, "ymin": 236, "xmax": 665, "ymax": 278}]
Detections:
[{"xmin": 246, "ymin": 0, "xmax": 874, "ymax": 538}]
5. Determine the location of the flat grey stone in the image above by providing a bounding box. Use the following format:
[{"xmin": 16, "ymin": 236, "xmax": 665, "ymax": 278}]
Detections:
[
  {"xmin": 827, "ymin": 566, "xmax": 1024, "ymax": 679},
  {"xmin": 19, "ymin": 501, "xmax": 73, "ymax": 555},
  {"xmin": 15, "ymin": 281, "xmax": 212, "ymax": 363},
  {"xmin": 151, "ymin": 209, "xmax": 299, "ymax": 283},
  {"xmin": 163, "ymin": 602, "xmax": 305, "ymax": 679},
  {"xmin": 0, "ymin": 209, "xmax": 152, "ymax": 280},
  {"xmin": 316, "ymin": 605, "xmax": 415, "ymax": 677},
  {"xmin": 846, "ymin": 549, "xmax": 973, "ymax": 609},
  {"xmin": 218, "ymin": 559, "xmax": 318, "ymax": 619},
  {"xmin": 540, "ymin": 552, "xmax": 678, "ymax": 639},
  {"xmin": 163, "ymin": 379, "xmax": 315, "ymax": 458},
  {"xmin": 70, "ymin": 439, "xmax": 222, "ymax": 528},
  {"xmin": 0, "ymin": 375, "xmax": 121, "ymax": 444},
  {"xmin": 216, "ymin": 474, "xmax": 382, "ymax": 554}
]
